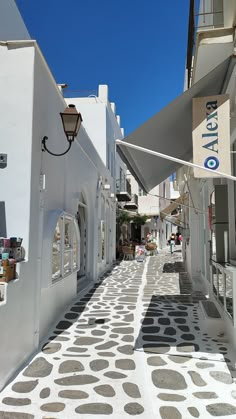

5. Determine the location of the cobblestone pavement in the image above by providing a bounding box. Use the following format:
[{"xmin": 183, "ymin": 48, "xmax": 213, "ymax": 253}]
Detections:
[{"xmin": 1, "ymin": 249, "xmax": 236, "ymax": 418}]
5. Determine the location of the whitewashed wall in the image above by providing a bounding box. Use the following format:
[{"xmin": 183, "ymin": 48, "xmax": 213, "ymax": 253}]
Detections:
[
  {"xmin": 0, "ymin": 43, "xmax": 37, "ymax": 390},
  {"xmin": 0, "ymin": 42, "xmax": 115, "ymax": 389},
  {"xmin": 0, "ymin": 0, "xmax": 30, "ymax": 40}
]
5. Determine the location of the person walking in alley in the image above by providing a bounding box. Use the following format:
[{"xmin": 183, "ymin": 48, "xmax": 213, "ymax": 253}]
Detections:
[{"xmin": 169, "ymin": 232, "xmax": 176, "ymax": 254}]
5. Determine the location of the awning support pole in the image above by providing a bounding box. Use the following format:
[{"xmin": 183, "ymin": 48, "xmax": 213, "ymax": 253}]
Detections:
[{"xmin": 116, "ymin": 140, "xmax": 236, "ymax": 182}]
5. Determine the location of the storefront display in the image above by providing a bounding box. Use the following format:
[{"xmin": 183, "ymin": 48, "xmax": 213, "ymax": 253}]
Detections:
[{"xmin": 0, "ymin": 237, "xmax": 23, "ymax": 282}]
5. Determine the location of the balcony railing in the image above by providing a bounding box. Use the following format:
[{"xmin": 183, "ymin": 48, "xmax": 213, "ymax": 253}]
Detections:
[
  {"xmin": 186, "ymin": 0, "xmax": 224, "ymax": 88},
  {"xmin": 124, "ymin": 194, "xmax": 138, "ymax": 210},
  {"xmin": 196, "ymin": 0, "xmax": 224, "ymax": 30},
  {"xmin": 116, "ymin": 179, "xmax": 132, "ymax": 202}
]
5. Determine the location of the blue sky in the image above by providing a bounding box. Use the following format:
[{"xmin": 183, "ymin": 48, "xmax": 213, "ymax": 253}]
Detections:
[{"xmin": 16, "ymin": 0, "xmax": 191, "ymax": 136}]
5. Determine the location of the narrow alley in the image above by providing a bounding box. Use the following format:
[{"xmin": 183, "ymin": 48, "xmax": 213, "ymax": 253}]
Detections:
[{"xmin": 1, "ymin": 249, "xmax": 236, "ymax": 419}]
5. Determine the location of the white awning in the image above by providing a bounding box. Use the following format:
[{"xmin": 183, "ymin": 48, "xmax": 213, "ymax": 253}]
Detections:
[
  {"xmin": 117, "ymin": 56, "xmax": 236, "ymax": 192},
  {"xmin": 160, "ymin": 193, "xmax": 187, "ymax": 221},
  {"xmin": 165, "ymin": 215, "xmax": 185, "ymax": 228}
]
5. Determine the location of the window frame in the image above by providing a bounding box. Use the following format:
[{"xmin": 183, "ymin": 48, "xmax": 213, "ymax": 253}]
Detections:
[{"xmin": 52, "ymin": 212, "xmax": 79, "ymax": 285}]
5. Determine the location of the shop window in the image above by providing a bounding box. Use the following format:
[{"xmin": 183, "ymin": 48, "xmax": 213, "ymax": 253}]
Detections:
[
  {"xmin": 52, "ymin": 214, "xmax": 79, "ymax": 284},
  {"xmin": 138, "ymin": 187, "xmax": 147, "ymax": 196},
  {"xmin": 52, "ymin": 217, "xmax": 63, "ymax": 281}
]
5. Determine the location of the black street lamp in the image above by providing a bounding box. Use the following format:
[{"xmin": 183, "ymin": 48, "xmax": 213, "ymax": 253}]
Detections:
[{"xmin": 42, "ymin": 104, "xmax": 83, "ymax": 156}]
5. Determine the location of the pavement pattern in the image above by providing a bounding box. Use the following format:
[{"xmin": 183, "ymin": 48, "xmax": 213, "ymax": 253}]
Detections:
[{"xmin": 1, "ymin": 249, "xmax": 236, "ymax": 418}]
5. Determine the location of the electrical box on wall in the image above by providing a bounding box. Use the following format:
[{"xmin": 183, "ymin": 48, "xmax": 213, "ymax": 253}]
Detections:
[{"xmin": 0, "ymin": 154, "xmax": 7, "ymax": 169}]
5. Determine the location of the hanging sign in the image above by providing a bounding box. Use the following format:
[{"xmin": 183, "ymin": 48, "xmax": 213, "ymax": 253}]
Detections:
[
  {"xmin": 135, "ymin": 245, "xmax": 145, "ymax": 262},
  {"xmin": 192, "ymin": 95, "xmax": 230, "ymax": 178}
]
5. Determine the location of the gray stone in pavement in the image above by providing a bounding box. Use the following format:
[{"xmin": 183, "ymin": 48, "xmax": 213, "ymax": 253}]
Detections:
[
  {"xmin": 58, "ymin": 390, "xmax": 89, "ymax": 399},
  {"xmin": 42, "ymin": 342, "xmax": 62, "ymax": 354},
  {"xmin": 0, "ymin": 413, "xmax": 34, "ymax": 419},
  {"xmin": 158, "ymin": 318, "xmax": 170, "ymax": 325},
  {"xmin": 178, "ymin": 326, "xmax": 190, "ymax": 332},
  {"xmin": 54, "ymin": 374, "xmax": 99, "ymax": 386},
  {"xmin": 193, "ymin": 392, "xmax": 218, "ymax": 399},
  {"xmin": 124, "ymin": 402, "xmax": 144, "ymax": 415},
  {"xmin": 104, "ymin": 371, "xmax": 127, "ymax": 379},
  {"xmin": 177, "ymin": 343, "xmax": 199, "ymax": 352},
  {"xmin": 115, "ymin": 359, "xmax": 136, "ymax": 370},
  {"xmin": 164, "ymin": 327, "xmax": 176, "ymax": 336},
  {"xmin": 2, "ymin": 397, "xmax": 31, "ymax": 406},
  {"xmin": 23, "ymin": 357, "xmax": 53, "ymax": 378},
  {"xmin": 195, "ymin": 362, "xmax": 215, "ymax": 369},
  {"xmin": 206, "ymin": 403, "xmax": 236, "ymax": 416},
  {"xmin": 122, "ymin": 335, "xmax": 134, "ymax": 342},
  {"xmin": 50, "ymin": 335, "xmax": 69, "ymax": 342},
  {"xmin": 40, "ymin": 402, "xmax": 65, "ymax": 412},
  {"xmin": 122, "ymin": 382, "xmax": 141, "ymax": 398},
  {"xmin": 143, "ymin": 335, "xmax": 176, "ymax": 343},
  {"xmin": 181, "ymin": 333, "xmax": 195, "ymax": 340},
  {"xmin": 152, "ymin": 369, "xmax": 187, "ymax": 390},
  {"xmin": 168, "ymin": 311, "xmax": 188, "ymax": 317},
  {"xmin": 40, "ymin": 387, "xmax": 50, "ymax": 398},
  {"xmin": 123, "ymin": 314, "xmax": 134, "ymax": 322},
  {"xmin": 159, "ymin": 406, "xmax": 182, "ymax": 419},
  {"xmin": 91, "ymin": 330, "xmax": 106, "ymax": 336},
  {"xmin": 65, "ymin": 312, "xmax": 78, "ymax": 319},
  {"xmin": 118, "ymin": 296, "xmax": 137, "ymax": 303},
  {"xmin": 12, "ymin": 380, "xmax": 38, "ymax": 393},
  {"xmin": 158, "ymin": 393, "xmax": 186, "ymax": 402},
  {"xmin": 94, "ymin": 385, "xmax": 116, "ymax": 397},
  {"xmin": 97, "ymin": 351, "xmax": 116, "ymax": 357},
  {"xmin": 174, "ymin": 318, "xmax": 186, "ymax": 324},
  {"xmin": 142, "ymin": 326, "xmax": 160, "ymax": 333},
  {"xmin": 58, "ymin": 360, "xmax": 84, "ymax": 373},
  {"xmin": 188, "ymin": 407, "xmax": 200, "ymax": 417},
  {"xmin": 188, "ymin": 371, "xmax": 207, "ymax": 387},
  {"xmin": 74, "ymin": 337, "xmax": 104, "ymax": 346},
  {"xmin": 90, "ymin": 359, "xmax": 109, "ymax": 371},
  {"xmin": 95, "ymin": 341, "xmax": 118, "ymax": 350},
  {"xmin": 210, "ymin": 371, "xmax": 233, "ymax": 384},
  {"xmin": 168, "ymin": 355, "xmax": 191, "ymax": 364},
  {"xmin": 143, "ymin": 318, "xmax": 154, "ymax": 325},
  {"xmin": 111, "ymin": 327, "xmax": 134, "ymax": 334},
  {"xmin": 55, "ymin": 320, "xmax": 72, "ymax": 330},
  {"xmin": 66, "ymin": 346, "xmax": 87, "ymax": 353},
  {"xmin": 117, "ymin": 345, "xmax": 134, "ymax": 355},
  {"xmin": 143, "ymin": 344, "xmax": 170, "ymax": 353},
  {"xmin": 147, "ymin": 356, "xmax": 167, "ymax": 366},
  {"xmin": 75, "ymin": 403, "xmax": 113, "ymax": 415}
]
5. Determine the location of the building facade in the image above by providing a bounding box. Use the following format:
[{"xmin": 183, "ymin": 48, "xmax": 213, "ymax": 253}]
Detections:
[
  {"xmin": 117, "ymin": 0, "xmax": 236, "ymax": 350},
  {"xmin": 176, "ymin": 0, "xmax": 236, "ymax": 347},
  {"xmin": 0, "ymin": 3, "xmax": 122, "ymax": 390}
]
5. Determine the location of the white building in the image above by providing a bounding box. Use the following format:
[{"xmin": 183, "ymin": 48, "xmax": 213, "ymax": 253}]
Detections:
[
  {"xmin": 0, "ymin": 3, "xmax": 121, "ymax": 390},
  {"xmin": 118, "ymin": 0, "xmax": 236, "ymax": 350},
  {"xmin": 176, "ymin": 0, "xmax": 236, "ymax": 348}
]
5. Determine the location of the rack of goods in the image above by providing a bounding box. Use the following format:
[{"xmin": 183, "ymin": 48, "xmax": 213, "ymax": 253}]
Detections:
[{"xmin": 0, "ymin": 237, "xmax": 23, "ymax": 282}]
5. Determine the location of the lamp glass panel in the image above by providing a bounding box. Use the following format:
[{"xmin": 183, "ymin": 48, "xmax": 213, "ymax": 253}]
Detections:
[{"xmin": 62, "ymin": 114, "xmax": 79, "ymax": 135}]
